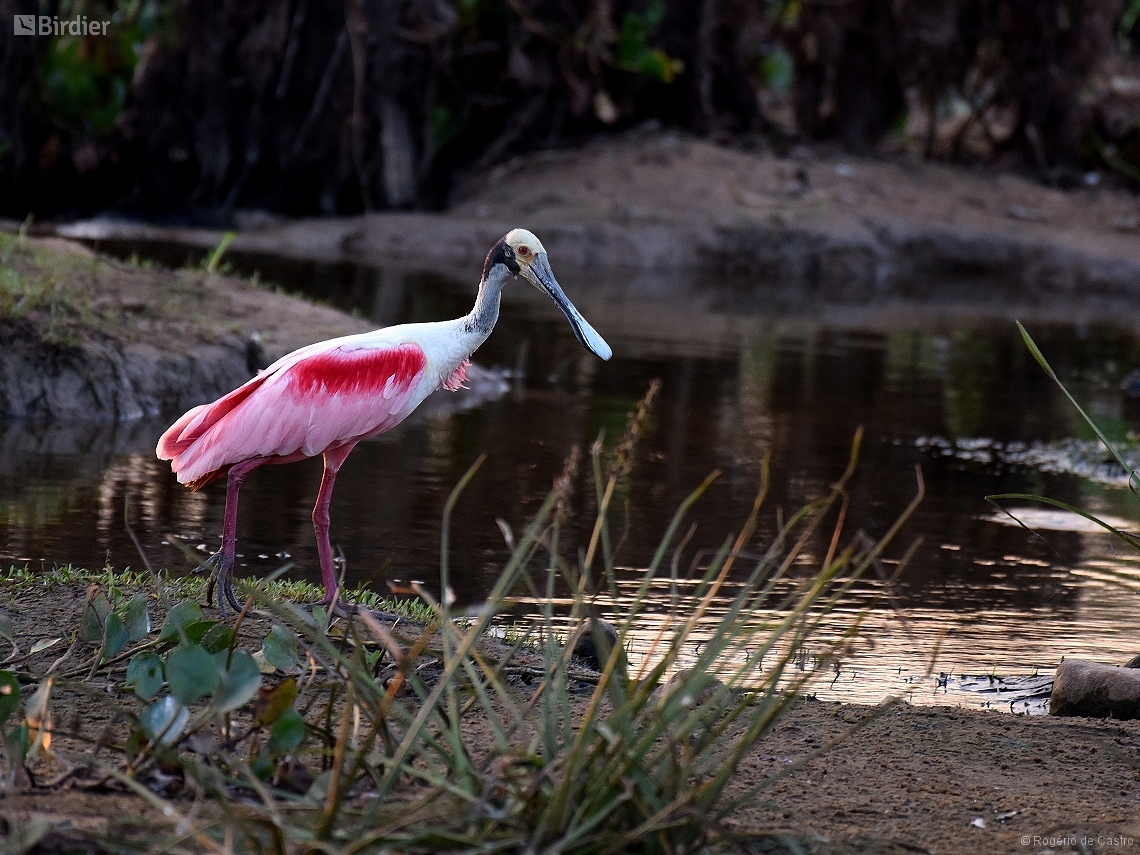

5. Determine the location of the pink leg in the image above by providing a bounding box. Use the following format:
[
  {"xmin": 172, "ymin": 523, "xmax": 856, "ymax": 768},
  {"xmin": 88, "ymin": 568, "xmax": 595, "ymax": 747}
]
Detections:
[
  {"xmin": 313, "ymin": 443, "xmax": 357, "ymax": 606},
  {"xmin": 203, "ymin": 457, "xmax": 269, "ymax": 613}
]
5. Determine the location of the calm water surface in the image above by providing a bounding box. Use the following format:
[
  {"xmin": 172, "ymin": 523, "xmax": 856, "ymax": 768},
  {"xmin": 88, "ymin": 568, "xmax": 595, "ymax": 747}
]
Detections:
[{"xmin": 6, "ymin": 243, "xmax": 1140, "ymax": 711}]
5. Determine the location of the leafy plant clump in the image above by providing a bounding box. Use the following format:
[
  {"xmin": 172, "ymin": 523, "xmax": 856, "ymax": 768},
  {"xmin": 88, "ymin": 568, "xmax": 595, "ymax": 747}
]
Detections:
[{"xmin": 0, "ymin": 410, "xmax": 920, "ymax": 853}]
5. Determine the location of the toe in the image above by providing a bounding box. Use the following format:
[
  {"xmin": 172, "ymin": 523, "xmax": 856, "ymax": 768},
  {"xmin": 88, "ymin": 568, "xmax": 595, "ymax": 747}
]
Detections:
[{"xmin": 223, "ymin": 581, "xmax": 242, "ymax": 613}]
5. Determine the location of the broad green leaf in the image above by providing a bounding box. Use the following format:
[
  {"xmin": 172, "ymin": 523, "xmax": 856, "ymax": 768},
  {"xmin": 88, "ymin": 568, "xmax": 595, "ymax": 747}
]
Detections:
[
  {"xmin": 141, "ymin": 696, "xmax": 189, "ymax": 744},
  {"xmin": 0, "ymin": 671, "xmax": 20, "ymax": 726},
  {"xmin": 200, "ymin": 624, "xmax": 235, "ymax": 654},
  {"xmin": 250, "ymin": 756, "xmax": 275, "ymax": 780},
  {"xmin": 101, "ymin": 613, "xmax": 128, "ymax": 661},
  {"xmin": 165, "ymin": 645, "xmax": 220, "ymax": 704},
  {"xmin": 6, "ymin": 723, "xmax": 29, "ymax": 766},
  {"xmin": 182, "ymin": 620, "xmax": 221, "ymax": 646},
  {"xmin": 251, "ymin": 650, "xmax": 276, "ymax": 674},
  {"xmin": 254, "ymin": 677, "xmax": 297, "ymax": 726},
  {"xmin": 90, "ymin": 592, "xmax": 111, "ymax": 620},
  {"xmin": 125, "ymin": 652, "xmax": 164, "ymax": 701},
  {"xmin": 79, "ymin": 592, "xmax": 112, "ymax": 643},
  {"xmin": 213, "ymin": 650, "xmax": 261, "ymax": 713},
  {"xmin": 268, "ymin": 708, "xmax": 305, "ymax": 754},
  {"xmin": 121, "ymin": 594, "xmax": 151, "ymax": 641},
  {"xmin": 261, "ymin": 626, "xmax": 299, "ymax": 671},
  {"xmin": 158, "ymin": 601, "xmax": 204, "ymax": 643}
]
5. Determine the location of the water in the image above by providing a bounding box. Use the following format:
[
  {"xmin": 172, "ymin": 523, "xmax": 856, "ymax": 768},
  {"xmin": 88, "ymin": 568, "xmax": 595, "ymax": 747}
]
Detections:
[{"xmin": 6, "ymin": 240, "xmax": 1140, "ymax": 711}]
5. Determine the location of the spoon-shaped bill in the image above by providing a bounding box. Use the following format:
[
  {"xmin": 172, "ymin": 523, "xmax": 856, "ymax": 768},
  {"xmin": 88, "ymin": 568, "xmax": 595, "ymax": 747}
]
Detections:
[{"xmin": 525, "ymin": 253, "xmax": 612, "ymax": 361}]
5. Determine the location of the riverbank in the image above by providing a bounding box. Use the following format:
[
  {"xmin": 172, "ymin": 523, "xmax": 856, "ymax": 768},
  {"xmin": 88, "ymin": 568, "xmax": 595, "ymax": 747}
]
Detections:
[
  {"xmin": 0, "ymin": 232, "xmax": 368, "ymax": 421},
  {"xmin": 0, "ymin": 575, "xmax": 1137, "ymax": 855},
  {"xmin": 29, "ymin": 130, "xmax": 1140, "ymax": 302}
]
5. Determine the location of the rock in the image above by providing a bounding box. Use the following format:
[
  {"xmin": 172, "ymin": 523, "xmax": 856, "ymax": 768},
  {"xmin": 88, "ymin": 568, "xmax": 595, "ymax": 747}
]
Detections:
[
  {"xmin": 1049, "ymin": 659, "xmax": 1140, "ymax": 719},
  {"xmin": 570, "ymin": 619, "xmax": 618, "ymax": 669},
  {"xmin": 647, "ymin": 668, "xmax": 724, "ymax": 710}
]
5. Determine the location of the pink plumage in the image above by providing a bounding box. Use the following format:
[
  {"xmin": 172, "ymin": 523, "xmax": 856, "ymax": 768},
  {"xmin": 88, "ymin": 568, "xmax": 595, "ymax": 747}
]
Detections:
[
  {"xmin": 156, "ymin": 228, "xmax": 612, "ymax": 614},
  {"xmin": 158, "ymin": 342, "xmax": 427, "ymax": 490}
]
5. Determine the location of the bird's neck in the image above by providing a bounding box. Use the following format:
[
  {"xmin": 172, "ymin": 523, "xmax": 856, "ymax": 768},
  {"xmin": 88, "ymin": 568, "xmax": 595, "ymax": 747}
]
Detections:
[{"xmin": 464, "ymin": 265, "xmax": 508, "ymax": 341}]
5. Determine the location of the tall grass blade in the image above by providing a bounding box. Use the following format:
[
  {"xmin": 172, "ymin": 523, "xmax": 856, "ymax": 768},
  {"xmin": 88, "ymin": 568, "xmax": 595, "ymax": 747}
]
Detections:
[{"xmin": 1017, "ymin": 321, "xmax": 1140, "ymax": 492}]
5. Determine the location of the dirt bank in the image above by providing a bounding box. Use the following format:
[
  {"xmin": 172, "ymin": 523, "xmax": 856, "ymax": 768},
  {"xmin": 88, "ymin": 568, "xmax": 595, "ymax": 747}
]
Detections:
[
  {"xmin": 43, "ymin": 132, "xmax": 1140, "ymax": 302},
  {"xmin": 0, "ymin": 233, "xmax": 370, "ymax": 421},
  {"xmin": 728, "ymin": 700, "xmax": 1140, "ymax": 854},
  {"xmin": 0, "ymin": 580, "xmax": 1138, "ymax": 855},
  {"xmin": 0, "ymin": 234, "xmax": 504, "ymax": 421}
]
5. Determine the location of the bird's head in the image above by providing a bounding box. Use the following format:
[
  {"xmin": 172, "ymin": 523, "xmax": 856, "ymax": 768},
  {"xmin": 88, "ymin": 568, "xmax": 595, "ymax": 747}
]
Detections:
[{"xmin": 484, "ymin": 228, "xmax": 612, "ymax": 361}]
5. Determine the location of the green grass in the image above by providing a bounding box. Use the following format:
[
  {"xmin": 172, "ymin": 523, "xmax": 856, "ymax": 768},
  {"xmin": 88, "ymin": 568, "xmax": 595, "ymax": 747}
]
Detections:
[
  {"xmin": 0, "ymin": 231, "xmax": 104, "ymax": 347},
  {"xmin": 0, "ymin": 230, "xmax": 282, "ymax": 355},
  {"xmin": 1, "ymin": 563, "xmax": 435, "ymax": 624}
]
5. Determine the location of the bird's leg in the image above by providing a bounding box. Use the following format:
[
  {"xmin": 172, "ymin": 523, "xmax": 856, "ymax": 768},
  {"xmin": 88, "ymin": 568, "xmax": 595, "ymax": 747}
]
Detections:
[
  {"xmin": 202, "ymin": 458, "xmax": 266, "ymax": 616},
  {"xmin": 313, "ymin": 444, "xmax": 357, "ymax": 608}
]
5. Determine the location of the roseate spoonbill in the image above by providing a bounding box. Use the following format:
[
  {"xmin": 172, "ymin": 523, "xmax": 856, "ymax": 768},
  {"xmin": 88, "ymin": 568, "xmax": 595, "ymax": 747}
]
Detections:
[{"xmin": 157, "ymin": 228, "xmax": 611, "ymax": 613}]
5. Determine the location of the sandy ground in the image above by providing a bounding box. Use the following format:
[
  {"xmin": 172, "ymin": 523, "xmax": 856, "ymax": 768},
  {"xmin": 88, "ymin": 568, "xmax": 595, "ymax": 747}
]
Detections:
[{"xmin": 727, "ymin": 700, "xmax": 1140, "ymax": 854}]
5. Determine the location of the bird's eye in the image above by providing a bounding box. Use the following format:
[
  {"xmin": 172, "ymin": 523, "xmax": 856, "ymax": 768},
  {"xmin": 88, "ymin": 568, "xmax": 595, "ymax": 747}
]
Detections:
[{"xmin": 518, "ymin": 245, "xmax": 530, "ymax": 257}]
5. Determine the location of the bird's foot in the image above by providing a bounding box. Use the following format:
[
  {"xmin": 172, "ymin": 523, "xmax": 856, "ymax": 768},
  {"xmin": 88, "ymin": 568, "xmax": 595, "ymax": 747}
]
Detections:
[
  {"xmin": 197, "ymin": 552, "xmax": 242, "ymax": 617},
  {"xmin": 315, "ymin": 591, "xmax": 405, "ymax": 624}
]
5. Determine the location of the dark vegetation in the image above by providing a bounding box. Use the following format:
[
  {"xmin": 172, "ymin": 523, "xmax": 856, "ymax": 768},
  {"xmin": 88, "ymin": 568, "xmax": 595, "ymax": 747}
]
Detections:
[{"xmin": 1, "ymin": 0, "xmax": 1139, "ymax": 219}]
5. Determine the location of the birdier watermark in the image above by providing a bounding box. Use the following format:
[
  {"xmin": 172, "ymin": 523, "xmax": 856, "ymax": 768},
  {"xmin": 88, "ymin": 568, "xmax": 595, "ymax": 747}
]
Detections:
[{"xmin": 13, "ymin": 14, "xmax": 111, "ymax": 36}]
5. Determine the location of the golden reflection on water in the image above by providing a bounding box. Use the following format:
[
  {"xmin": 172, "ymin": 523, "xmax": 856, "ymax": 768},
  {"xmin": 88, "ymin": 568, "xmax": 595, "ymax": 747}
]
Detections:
[{"xmin": 502, "ymin": 531, "xmax": 1140, "ymax": 715}]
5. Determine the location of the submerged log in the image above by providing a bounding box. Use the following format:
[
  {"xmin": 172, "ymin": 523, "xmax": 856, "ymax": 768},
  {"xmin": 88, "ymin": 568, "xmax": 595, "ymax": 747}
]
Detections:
[{"xmin": 1049, "ymin": 659, "xmax": 1140, "ymax": 719}]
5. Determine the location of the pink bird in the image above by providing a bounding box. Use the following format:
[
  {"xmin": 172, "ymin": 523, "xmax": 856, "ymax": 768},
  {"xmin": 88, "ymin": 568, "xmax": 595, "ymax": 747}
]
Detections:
[{"xmin": 157, "ymin": 229, "xmax": 611, "ymax": 614}]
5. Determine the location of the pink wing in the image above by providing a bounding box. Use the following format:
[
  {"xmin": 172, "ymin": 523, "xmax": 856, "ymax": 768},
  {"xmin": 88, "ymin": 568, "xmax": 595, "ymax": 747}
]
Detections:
[{"xmin": 158, "ymin": 342, "xmax": 427, "ymax": 489}]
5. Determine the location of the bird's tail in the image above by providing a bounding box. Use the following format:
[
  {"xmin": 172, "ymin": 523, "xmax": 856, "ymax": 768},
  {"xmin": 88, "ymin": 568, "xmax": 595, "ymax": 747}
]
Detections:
[{"xmin": 156, "ymin": 377, "xmax": 267, "ymax": 488}]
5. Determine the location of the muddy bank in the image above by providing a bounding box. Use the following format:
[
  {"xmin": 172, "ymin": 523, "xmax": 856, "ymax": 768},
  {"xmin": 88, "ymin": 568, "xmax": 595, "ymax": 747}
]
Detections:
[
  {"xmin": 728, "ymin": 698, "xmax": 1140, "ymax": 855},
  {"xmin": 8, "ymin": 701, "xmax": 1137, "ymax": 855},
  {"xmin": 0, "ymin": 234, "xmax": 370, "ymax": 421},
  {"xmin": 40, "ymin": 133, "xmax": 1140, "ymax": 302},
  {"xmin": 2, "ymin": 580, "xmax": 1139, "ymax": 855},
  {"xmin": 0, "ymin": 235, "xmax": 505, "ymax": 422}
]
